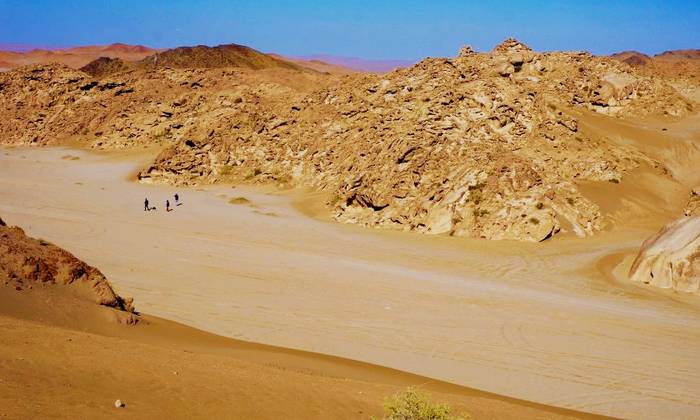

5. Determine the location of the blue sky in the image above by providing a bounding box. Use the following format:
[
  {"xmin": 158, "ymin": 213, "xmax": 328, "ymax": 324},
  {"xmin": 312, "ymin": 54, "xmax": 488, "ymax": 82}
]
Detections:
[{"xmin": 1, "ymin": 0, "xmax": 698, "ymax": 59}]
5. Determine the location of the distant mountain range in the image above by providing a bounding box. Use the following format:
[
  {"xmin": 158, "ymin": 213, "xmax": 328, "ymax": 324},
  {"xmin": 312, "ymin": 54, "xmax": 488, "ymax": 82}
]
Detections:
[
  {"xmin": 0, "ymin": 43, "xmax": 160, "ymax": 70},
  {"xmin": 0, "ymin": 42, "xmax": 419, "ymax": 74},
  {"xmin": 295, "ymin": 54, "xmax": 416, "ymax": 73},
  {"xmin": 2, "ymin": 42, "xmax": 698, "ymax": 75}
]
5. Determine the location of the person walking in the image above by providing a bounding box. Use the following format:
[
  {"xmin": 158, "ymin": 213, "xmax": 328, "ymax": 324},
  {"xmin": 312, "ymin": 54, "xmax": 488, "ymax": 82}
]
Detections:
[
  {"xmin": 166, "ymin": 199, "xmax": 171, "ymax": 212},
  {"xmin": 144, "ymin": 197, "xmax": 149, "ymax": 211},
  {"xmin": 174, "ymin": 193, "xmax": 179, "ymax": 206}
]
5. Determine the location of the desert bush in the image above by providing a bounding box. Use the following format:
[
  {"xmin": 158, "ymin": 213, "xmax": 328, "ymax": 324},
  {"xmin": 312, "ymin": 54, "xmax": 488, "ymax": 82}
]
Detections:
[
  {"xmin": 379, "ymin": 388, "xmax": 469, "ymax": 420},
  {"xmin": 228, "ymin": 197, "xmax": 251, "ymax": 205}
]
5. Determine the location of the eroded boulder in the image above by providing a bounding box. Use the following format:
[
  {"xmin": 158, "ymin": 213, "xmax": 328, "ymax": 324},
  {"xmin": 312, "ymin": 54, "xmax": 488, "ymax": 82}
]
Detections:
[{"xmin": 629, "ymin": 216, "xmax": 700, "ymax": 294}]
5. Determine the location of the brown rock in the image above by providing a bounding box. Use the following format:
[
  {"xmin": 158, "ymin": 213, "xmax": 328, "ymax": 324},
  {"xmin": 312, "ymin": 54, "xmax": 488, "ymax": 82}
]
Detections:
[{"xmin": 0, "ymin": 217, "xmax": 137, "ymax": 315}]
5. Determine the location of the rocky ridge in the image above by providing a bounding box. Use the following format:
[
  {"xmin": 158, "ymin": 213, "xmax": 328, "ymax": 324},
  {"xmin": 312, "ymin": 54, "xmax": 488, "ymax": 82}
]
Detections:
[
  {"xmin": 0, "ymin": 62, "xmax": 320, "ymax": 148},
  {"xmin": 0, "ymin": 39, "xmax": 695, "ymax": 241},
  {"xmin": 140, "ymin": 39, "xmax": 692, "ymax": 241}
]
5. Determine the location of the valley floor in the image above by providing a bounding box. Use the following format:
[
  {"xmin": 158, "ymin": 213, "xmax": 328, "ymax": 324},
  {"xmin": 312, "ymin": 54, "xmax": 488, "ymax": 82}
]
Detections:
[{"xmin": 1, "ymin": 147, "xmax": 699, "ymax": 419}]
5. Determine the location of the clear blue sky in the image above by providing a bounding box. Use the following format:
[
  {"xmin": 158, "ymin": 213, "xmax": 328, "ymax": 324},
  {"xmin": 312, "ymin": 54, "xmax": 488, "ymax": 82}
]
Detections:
[{"xmin": 1, "ymin": 0, "xmax": 698, "ymax": 59}]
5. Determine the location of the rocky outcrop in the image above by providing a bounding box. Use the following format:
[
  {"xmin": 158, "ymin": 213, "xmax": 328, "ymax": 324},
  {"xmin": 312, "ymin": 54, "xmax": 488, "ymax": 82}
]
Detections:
[
  {"xmin": 629, "ymin": 216, "xmax": 700, "ymax": 294},
  {"xmin": 685, "ymin": 187, "xmax": 700, "ymax": 216},
  {"xmin": 0, "ymin": 217, "xmax": 137, "ymax": 315},
  {"xmin": 140, "ymin": 39, "xmax": 690, "ymax": 241},
  {"xmin": 0, "ymin": 39, "xmax": 694, "ymax": 241}
]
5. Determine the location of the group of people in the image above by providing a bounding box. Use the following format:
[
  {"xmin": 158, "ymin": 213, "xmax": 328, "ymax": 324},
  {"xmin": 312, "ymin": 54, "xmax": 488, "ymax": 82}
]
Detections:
[{"xmin": 144, "ymin": 193, "xmax": 180, "ymax": 212}]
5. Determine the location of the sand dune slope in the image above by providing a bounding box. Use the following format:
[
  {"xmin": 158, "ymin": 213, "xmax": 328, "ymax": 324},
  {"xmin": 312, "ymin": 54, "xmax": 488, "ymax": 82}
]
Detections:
[{"xmin": 0, "ymin": 224, "xmax": 596, "ymax": 420}]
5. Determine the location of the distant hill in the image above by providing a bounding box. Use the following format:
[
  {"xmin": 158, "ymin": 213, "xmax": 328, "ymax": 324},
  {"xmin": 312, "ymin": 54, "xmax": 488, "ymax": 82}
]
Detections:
[
  {"xmin": 611, "ymin": 51, "xmax": 652, "ymax": 67},
  {"xmin": 299, "ymin": 54, "xmax": 416, "ymax": 73},
  {"xmin": 0, "ymin": 43, "xmax": 159, "ymax": 69},
  {"xmin": 79, "ymin": 43, "xmax": 312, "ymax": 77},
  {"xmin": 655, "ymin": 49, "xmax": 700, "ymax": 60},
  {"xmin": 139, "ymin": 43, "xmax": 303, "ymax": 71},
  {"xmin": 268, "ymin": 54, "xmax": 358, "ymax": 75},
  {"xmin": 611, "ymin": 48, "xmax": 700, "ymax": 84},
  {"xmin": 79, "ymin": 56, "xmax": 132, "ymax": 77}
]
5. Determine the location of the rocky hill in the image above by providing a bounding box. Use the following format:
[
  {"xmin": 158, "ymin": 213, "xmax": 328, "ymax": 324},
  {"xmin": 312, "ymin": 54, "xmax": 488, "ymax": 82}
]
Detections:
[
  {"xmin": 0, "ymin": 39, "xmax": 696, "ymax": 241},
  {"xmin": 140, "ymin": 39, "xmax": 693, "ymax": 241},
  {"xmin": 656, "ymin": 49, "xmax": 700, "ymax": 60},
  {"xmin": 0, "ymin": 60, "xmax": 324, "ymax": 148},
  {"xmin": 611, "ymin": 51, "xmax": 652, "ymax": 67},
  {"xmin": 78, "ymin": 43, "xmax": 311, "ymax": 78},
  {"xmin": 0, "ymin": 216, "xmax": 136, "ymax": 317},
  {"xmin": 0, "ymin": 43, "xmax": 158, "ymax": 70},
  {"xmin": 139, "ymin": 43, "xmax": 304, "ymax": 71}
]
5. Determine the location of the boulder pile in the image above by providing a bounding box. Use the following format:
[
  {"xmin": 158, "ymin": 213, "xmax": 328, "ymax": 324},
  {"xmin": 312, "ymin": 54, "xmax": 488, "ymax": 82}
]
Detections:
[
  {"xmin": 0, "ymin": 39, "xmax": 694, "ymax": 241},
  {"xmin": 141, "ymin": 39, "xmax": 691, "ymax": 241}
]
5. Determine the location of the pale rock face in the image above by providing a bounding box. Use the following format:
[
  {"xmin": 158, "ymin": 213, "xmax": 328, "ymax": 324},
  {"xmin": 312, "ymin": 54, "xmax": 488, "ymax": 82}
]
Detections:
[{"xmin": 629, "ymin": 216, "xmax": 700, "ymax": 294}]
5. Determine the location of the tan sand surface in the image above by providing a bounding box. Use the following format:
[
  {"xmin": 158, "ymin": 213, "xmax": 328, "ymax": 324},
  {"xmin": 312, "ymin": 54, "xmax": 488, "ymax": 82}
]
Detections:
[
  {"xmin": 1, "ymin": 285, "xmax": 598, "ymax": 420},
  {"xmin": 1, "ymin": 147, "xmax": 699, "ymax": 419}
]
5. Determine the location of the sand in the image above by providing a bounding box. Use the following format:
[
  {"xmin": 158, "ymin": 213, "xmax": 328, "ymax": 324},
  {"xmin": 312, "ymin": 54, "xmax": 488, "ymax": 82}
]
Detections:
[
  {"xmin": 1, "ymin": 146, "xmax": 699, "ymax": 419},
  {"xmin": 2, "ymin": 285, "xmax": 597, "ymax": 420}
]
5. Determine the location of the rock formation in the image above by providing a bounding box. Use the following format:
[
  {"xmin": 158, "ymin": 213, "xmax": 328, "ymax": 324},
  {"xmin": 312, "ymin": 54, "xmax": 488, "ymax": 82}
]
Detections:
[
  {"xmin": 139, "ymin": 39, "xmax": 691, "ymax": 241},
  {"xmin": 0, "ymin": 216, "xmax": 137, "ymax": 315},
  {"xmin": 629, "ymin": 216, "xmax": 700, "ymax": 294},
  {"xmin": 685, "ymin": 187, "xmax": 700, "ymax": 217},
  {"xmin": 0, "ymin": 39, "xmax": 695, "ymax": 241}
]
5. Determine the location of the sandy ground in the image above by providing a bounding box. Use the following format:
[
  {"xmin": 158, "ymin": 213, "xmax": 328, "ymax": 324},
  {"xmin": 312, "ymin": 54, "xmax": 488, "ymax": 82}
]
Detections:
[
  {"xmin": 2, "ymin": 285, "xmax": 597, "ymax": 420},
  {"xmin": 1, "ymin": 143, "xmax": 699, "ymax": 419}
]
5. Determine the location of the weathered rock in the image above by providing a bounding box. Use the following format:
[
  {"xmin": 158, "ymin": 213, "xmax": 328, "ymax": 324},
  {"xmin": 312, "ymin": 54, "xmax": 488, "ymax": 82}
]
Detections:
[
  {"xmin": 0, "ymin": 39, "xmax": 694, "ymax": 242},
  {"xmin": 685, "ymin": 187, "xmax": 700, "ymax": 216},
  {"xmin": 629, "ymin": 216, "xmax": 700, "ymax": 294},
  {"xmin": 496, "ymin": 61, "xmax": 515, "ymax": 77},
  {"xmin": 457, "ymin": 45, "xmax": 476, "ymax": 59},
  {"xmin": 0, "ymin": 217, "xmax": 137, "ymax": 316}
]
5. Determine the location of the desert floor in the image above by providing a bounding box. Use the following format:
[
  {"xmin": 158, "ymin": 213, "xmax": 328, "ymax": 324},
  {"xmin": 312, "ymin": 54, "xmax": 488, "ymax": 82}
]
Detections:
[{"xmin": 1, "ymin": 144, "xmax": 699, "ymax": 419}]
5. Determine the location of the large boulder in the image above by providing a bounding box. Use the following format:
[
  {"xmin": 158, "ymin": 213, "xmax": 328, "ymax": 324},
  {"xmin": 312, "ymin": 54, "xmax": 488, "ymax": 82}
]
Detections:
[{"xmin": 629, "ymin": 216, "xmax": 700, "ymax": 294}]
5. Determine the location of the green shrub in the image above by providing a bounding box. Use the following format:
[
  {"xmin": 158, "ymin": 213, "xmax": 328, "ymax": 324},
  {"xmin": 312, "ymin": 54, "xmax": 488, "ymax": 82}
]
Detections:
[
  {"xmin": 228, "ymin": 197, "xmax": 251, "ymax": 205},
  {"xmin": 379, "ymin": 388, "xmax": 469, "ymax": 420}
]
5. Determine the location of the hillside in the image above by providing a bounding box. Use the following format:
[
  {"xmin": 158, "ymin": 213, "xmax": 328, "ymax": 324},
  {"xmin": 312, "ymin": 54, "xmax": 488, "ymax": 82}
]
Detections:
[
  {"xmin": 78, "ymin": 43, "xmax": 316, "ymax": 78},
  {"xmin": 139, "ymin": 43, "xmax": 304, "ymax": 71},
  {"xmin": 0, "ymin": 38, "xmax": 696, "ymax": 241},
  {"xmin": 140, "ymin": 39, "xmax": 694, "ymax": 241},
  {"xmin": 611, "ymin": 50, "xmax": 652, "ymax": 67}
]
